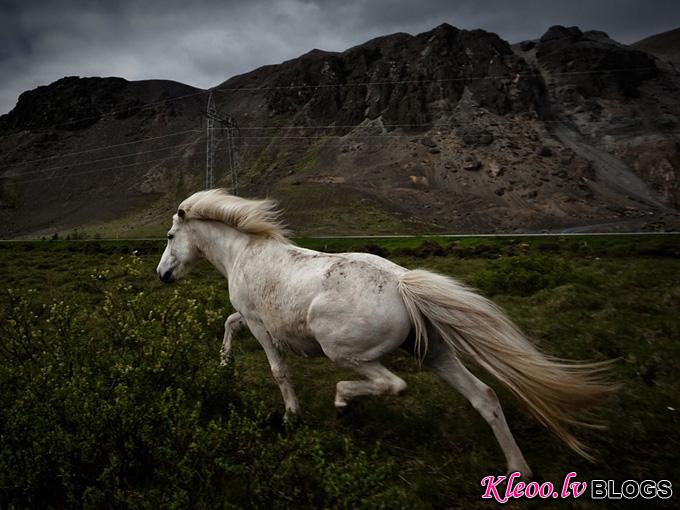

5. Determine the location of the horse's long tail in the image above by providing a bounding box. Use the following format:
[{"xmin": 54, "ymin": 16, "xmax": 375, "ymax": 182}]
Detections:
[{"xmin": 397, "ymin": 269, "xmax": 617, "ymax": 460}]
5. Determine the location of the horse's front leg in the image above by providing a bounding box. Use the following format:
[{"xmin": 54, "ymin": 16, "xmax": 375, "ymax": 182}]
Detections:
[
  {"xmin": 246, "ymin": 319, "xmax": 300, "ymax": 415},
  {"xmin": 220, "ymin": 312, "xmax": 245, "ymax": 365}
]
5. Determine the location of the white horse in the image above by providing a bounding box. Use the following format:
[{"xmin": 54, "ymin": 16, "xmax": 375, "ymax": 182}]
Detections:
[{"xmin": 157, "ymin": 189, "xmax": 615, "ymax": 477}]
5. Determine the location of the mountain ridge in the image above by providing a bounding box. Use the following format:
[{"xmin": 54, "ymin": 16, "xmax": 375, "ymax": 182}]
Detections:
[
  {"xmin": 1, "ymin": 23, "xmax": 679, "ymax": 238},
  {"xmin": 632, "ymin": 26, "xmax": 680, "ymax": 67}
]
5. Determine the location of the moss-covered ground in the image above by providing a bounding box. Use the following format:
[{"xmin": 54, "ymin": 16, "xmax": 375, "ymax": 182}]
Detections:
[{"xmin": 1, "ymin": 235, "xmax": 678, "ymax": 508}]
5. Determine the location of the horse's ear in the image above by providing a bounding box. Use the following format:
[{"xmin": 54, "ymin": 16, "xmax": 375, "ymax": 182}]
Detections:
[{"xmin": 177, "ymin": 209, "xmax": 186, "ymax": 220}]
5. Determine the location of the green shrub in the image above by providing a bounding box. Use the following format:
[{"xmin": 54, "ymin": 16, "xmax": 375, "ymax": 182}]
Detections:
[
  {"xmin": 474, "ymin": 254, "xmax": 592, "ymax": 296},
  {"xmin": 0, "ymin": 257, "xmax": 420, "ymax": 509}
]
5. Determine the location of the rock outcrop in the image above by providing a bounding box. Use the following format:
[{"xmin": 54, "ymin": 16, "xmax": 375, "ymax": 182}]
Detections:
[{"xmin": 0, "ymin": 23, "xmax": 678, "ymax": 237}]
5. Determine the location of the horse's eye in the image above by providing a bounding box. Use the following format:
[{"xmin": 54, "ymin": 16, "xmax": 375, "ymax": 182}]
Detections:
[{"xmin": 167, "ymin": 233, "xmax": 174, "ymax": 240}]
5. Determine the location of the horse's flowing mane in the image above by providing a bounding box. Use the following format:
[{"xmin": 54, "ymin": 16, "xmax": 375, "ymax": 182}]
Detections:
[{"xmin": 178, "ymin": 189, "xmax": 290, "ymax": 243}]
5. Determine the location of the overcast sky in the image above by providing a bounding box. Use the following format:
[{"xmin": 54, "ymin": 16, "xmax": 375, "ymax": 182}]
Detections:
[{"xmin": 1, "ymin": 0, "xmax": 678, "ymax": 114}]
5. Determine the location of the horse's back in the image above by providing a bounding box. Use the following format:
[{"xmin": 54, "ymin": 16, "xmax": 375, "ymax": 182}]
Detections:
[
  {"xmin": 339, "ymin": 251, "xmax": 407, "ymax": 275},
  {"xmin": 235, "ymin": 244, "xmax": 412, "ymax": 361},
  {"xmin": 306, "ymin": 251, "xmax": 412, "ymax": 361}
]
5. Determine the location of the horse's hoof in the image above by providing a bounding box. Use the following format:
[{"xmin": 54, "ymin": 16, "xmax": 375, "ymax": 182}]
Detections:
[
  {"xmin": 283, "ymin": 411, "xmax": 300, "ymax": 428},
  {"xmin": 506, "ymin": 468, "xmax": 534, "ymax": 481},
  {"xmin": 335, "ymin": 403, "xmax": 352, "ymax": 418},
  {"xmin": 527, "ymin": 469, "xmax": 541, "ymax": 483}
]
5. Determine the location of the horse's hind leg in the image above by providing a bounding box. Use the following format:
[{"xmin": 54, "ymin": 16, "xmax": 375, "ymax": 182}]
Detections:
[
  {"xmin": 427, "ymin": 350, "xmax": 532, "ymax": 478},
  {"xmin": 220, "ymin": 312, "xmax": 245, "ymax": 365},
  {"xmin": 333, "ymin": 361, "xmax": 407, "ymax": 409}
]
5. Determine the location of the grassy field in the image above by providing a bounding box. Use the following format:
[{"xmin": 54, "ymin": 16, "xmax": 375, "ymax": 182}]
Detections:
[{"xmin": 0, "ymin": 235, "xmax": 678, "ymax": 509}]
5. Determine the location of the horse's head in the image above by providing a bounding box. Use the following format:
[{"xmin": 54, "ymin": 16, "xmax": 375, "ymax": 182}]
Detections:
[{"xmin": 157, "ymin": 209, "xmax": 200, "ymax": 283}]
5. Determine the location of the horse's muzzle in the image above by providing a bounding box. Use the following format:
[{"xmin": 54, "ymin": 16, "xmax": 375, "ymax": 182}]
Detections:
[{"xmin": 159, "ymin": 269, "xmax": 174, "ymax": 283}]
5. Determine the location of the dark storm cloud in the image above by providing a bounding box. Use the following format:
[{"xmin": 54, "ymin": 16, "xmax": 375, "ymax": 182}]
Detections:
[{"xmin": 1, "ymin": 0, "xmax": 678, "ymax": 114}]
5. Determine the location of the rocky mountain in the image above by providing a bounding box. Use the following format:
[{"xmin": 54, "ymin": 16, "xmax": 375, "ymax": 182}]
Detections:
[
  {"xmin": 521, "ymin": 26, "xmax": 680, "ymax": 211},
  {"xmin": 633, "ymin": 27, "xmax": 680, "ymax": 68},
  {"xmin": 0, "ymin": 77, "xmax": 206, "ymax": 236},
  {"xmin": 1, "ymin": 23, "xmax": 679, "ymax": 238}
]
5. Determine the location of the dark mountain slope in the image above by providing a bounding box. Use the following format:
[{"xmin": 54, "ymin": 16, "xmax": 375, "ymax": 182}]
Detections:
[
  {"xmin": 0, "ymin": 77, "xmax": 207, "ymax": 236},
  {"xmin": 1, "ymin": 24, "xmax": 679, "ymax": 238},
  {"xmin": 216, "ymin": 24, "xmax": 548, "ymax": 127},
  {"xmin": 514, "ymin": 26, "xmax": 680, "ymax": 211},
  {"xmin": 633, "ymin": 27, "xmax": 680, "ymax": 67}
]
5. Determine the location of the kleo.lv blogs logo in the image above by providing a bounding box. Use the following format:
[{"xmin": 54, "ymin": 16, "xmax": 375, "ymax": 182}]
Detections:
[
  {"xmin": 481, "ymin": 472, "xmax": 673, "ymax": 503},
  {"xmin": 590, "ymin": 479, "xmax": 672, "ymax": 500}
]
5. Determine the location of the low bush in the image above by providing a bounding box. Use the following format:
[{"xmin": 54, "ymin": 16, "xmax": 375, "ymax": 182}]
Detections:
[
  {"xmin": 0, "ymin": 257, "xmax": 418, "ymax": 509},
  {"xmin": 393, "ymin": 240, "xmax": 447, "ymax": 258},
  {"xmin": 474, "ymin": 254, "xmax": 593, "ymax": 296}
]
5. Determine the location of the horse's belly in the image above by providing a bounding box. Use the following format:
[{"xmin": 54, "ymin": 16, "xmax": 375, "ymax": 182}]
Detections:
[{"xmin": 271, "ymin": 331, "xmax": 324, "ymax": 357}]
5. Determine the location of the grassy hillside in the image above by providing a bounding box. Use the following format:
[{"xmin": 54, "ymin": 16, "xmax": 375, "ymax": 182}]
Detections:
[
  {"xmin": 1, "ymin": 236, "xmax": 678, "ymax": 508},
  {"xmin": 28, "ymin": 183, "xmax": 438, "ymax": 240}
]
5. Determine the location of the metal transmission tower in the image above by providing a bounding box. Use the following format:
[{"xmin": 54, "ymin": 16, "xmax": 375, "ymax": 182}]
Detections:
[
  {"xmin": 223, "ymin": 115, "xmax": 240, "ymax": 195},
  {"xmin": 203, "ymin": 92, "xmax": 240, "ymax": 194},
  {"xmin": 204, "ymin": 92, "xmax": 217, "ymax": 189}
]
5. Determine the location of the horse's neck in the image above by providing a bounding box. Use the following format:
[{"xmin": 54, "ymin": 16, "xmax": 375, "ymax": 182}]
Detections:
[{"xmin": 190, "ymin": 221, "xmax": 253, "ymax": 278}]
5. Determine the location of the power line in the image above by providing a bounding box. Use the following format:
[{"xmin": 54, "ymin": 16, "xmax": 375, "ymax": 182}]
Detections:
[
  {"xmin": 1, "ymin": 65, "xmax": 657, "ymax": 132},
  {"xmin": 8, "ymin": 125, "xmax": 680, "ymax": 187},
  {"xmin": 224, "ymin": 116, "xmax": 240, "ymax": 194},
  {"xmin": 203, "ymin": 93, "xmax": 241, "ymax": 193},
  {"xmin": 0, "ymin": 63, "xmax": 663, "ymax": 174},
  {"xmin": 4, "ymin": 114, "xmax": 670, "ymax": 174},
  {"xmin": 4, "ymin": 125, "xmax": 678, "ymax": 181},
  {"xmin": 232, "ymin": 130, "xmax": 680, "ymax": 140},
  {"xmin": 205, "ymin": 92, "xmax": 217, "ymax": 189},
  {"xmin": 211, "ymin": 66, "xmax": 657, "ymax": 92},
  {"xmin": 3, "ymin": 140, "xmax": 201, "ymax": 178},
  {"xmin": 232, "ymin": 122, "xmax": 471, "ymax": 130},
  {"xmin": 4, "ymin": 90, "xmax": 211, "ymax": 132},
  {"xmin": 229, "ymin": 118, "xmax": 673, "ymax": 129},
  {"xmin": 4, "ymin": 128, "xmax": 201, "ymax": 167},
  {"xmin": 0, "ymin": 121, "xmax": 450, "ymax": 171},
  {"xmin": 14, "ymin": 148, "xmax": 205, "ymax": 185},
  {"xmin": 0, "ymin": 62, "xmax": 669, "ymax": 193},
  {"xmin": 10, "ymin": 131, "xmax": 210, "ymax": 186},
  {"xmin": 1, "ymin": 121, "xmax": 475, "ymax": 170},
  {"xmin": 190, "ymin": 125, "xmax": 680, "ymax": 144}
]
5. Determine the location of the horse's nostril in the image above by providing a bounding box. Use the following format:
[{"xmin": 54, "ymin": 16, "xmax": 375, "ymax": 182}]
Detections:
[{"xmin": 160, "ymin": 269, "xmax": 174, "ymax": 283}]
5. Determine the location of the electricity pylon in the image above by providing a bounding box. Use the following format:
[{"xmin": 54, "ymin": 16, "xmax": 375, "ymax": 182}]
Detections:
[
  {"xmin": 223, "ymin": 115, "xmax": 240, "ymax": 195},
  {"xmin": 205, "ymin": 92, "xmax": 216, "ymax": 189},
  {"xmin": 203, "ymin": 92, "xmax": 240, "ymax": 194}
]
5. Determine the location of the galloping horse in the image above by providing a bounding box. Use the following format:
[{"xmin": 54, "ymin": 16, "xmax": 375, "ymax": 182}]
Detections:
[{"xmin": 157, "ymin": 189, "xmax": 615, "ymax": 476}]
